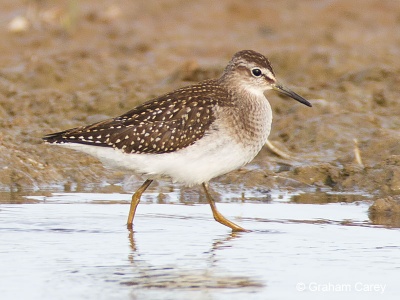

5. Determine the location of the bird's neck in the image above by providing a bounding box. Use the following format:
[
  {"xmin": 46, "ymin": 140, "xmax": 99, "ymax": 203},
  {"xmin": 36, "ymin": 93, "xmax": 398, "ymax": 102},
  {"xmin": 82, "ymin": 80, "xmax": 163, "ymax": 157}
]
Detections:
[{"xmin": 216, "ymin": 88, "xmax": 272, "ymax": 150}]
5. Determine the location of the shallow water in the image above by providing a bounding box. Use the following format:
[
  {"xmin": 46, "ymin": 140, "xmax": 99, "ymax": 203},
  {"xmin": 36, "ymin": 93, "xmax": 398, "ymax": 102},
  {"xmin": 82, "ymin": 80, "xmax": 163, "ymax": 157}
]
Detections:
[{"xmin": 1, "ymin": 190, "xmax": 399, "ymax": 300}]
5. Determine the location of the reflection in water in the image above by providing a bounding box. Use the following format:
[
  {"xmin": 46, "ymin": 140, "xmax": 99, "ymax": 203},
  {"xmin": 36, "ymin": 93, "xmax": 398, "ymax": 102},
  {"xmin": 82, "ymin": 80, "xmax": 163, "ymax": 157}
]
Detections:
[
  {"xmin": 291, "ymin": 192, "xmax": 370, "ymax": 204},
  {"xmin": 124, "ymin": 229, "xmax": 264, "ymax": 290},
  {"xmin": 369, "ymin": 213, "xmax": 400, "ymax": 228},
  {"xmin": 368, "ymin": 197, "xmax": 400, "ymax": 227},
  {"xmin": 1, "ymin": 192, "xmax": 400, "ymax": 299},
  {"xmin": 128, "ymin": 229, "xmax": 137, "ymax": 262},
  {"xmin": 207, "ymin": 232, "xmax": 242, "ymax": 268}
]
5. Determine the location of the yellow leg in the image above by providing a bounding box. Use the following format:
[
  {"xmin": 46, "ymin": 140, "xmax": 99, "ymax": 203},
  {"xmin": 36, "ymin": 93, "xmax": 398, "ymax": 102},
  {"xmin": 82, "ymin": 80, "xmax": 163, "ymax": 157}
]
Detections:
[
  {"xmin": 127, "ymin": 179, "xmax": 153, "ymax": 229},
  {"xmin": 202, "ymin": 183, "xmax": 248, "ymax": 232}
]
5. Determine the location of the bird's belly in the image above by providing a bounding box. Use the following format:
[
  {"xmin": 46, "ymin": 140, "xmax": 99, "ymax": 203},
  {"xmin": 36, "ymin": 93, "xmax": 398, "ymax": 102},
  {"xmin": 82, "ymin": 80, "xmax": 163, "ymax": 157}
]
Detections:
[
  {"xmin": 58, "ymin": 130, "xmax": 266, "ymax": 186},
  {"xmin": 143, "ymin": 133, "xmax": 263, "ymax": 185}
]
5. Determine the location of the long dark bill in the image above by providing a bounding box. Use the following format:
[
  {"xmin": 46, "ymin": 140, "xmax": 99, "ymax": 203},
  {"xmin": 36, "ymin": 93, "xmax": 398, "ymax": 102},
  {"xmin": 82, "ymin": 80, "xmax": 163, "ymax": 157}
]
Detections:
[{"xmin": 272, "ymin": 84, "xmax": 312, "ymax": 107}]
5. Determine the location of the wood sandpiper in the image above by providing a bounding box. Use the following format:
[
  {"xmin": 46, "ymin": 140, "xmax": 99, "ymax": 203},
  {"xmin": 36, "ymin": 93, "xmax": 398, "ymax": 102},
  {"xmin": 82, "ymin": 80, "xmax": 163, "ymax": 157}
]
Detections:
[{"xmin": 43, "ymin": 50, "xmax": 312, "ymax": 232}]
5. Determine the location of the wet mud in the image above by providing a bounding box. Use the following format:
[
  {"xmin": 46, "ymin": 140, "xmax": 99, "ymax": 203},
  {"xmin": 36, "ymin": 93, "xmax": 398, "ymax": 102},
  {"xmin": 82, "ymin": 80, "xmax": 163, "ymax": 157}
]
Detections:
[{"xmin": 1, "ymin": 0, "xmax": 400, "ymax": 215}]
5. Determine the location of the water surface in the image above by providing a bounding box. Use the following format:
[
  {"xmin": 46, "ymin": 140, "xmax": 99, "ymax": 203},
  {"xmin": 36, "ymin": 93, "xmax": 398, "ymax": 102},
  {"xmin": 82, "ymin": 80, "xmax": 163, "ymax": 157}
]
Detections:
[{"xmin": 1, "ymin": 190, "xmax": 399, "ymax": 300}]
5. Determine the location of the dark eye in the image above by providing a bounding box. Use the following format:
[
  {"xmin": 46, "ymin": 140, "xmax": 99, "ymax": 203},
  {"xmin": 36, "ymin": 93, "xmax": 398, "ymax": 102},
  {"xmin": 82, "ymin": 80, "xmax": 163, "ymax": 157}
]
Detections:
[{"xmin": 251, "ymin": 68, "xmax": 262, "ymax": 77}]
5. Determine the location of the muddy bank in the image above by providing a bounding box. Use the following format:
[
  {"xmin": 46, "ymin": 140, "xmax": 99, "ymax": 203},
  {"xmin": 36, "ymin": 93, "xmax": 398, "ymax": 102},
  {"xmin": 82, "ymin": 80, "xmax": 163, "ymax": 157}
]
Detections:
[{"xmin": 1, "ymin": 0, "xmax": 400, "ymax": 204}]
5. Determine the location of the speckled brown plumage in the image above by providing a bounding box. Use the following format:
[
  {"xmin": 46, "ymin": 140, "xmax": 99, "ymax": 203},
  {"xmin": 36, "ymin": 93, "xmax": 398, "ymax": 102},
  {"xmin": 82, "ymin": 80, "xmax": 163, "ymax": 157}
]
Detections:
[{"xmin": 43, "ymin": 79, "xmax": 231, "ymax": 154}]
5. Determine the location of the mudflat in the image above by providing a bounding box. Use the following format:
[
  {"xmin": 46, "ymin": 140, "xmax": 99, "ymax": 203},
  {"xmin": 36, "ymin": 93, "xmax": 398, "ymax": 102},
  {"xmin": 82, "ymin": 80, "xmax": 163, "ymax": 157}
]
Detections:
[{"xmin": 1, "ymin": 1, "xmax": 400, "ymax": 212}]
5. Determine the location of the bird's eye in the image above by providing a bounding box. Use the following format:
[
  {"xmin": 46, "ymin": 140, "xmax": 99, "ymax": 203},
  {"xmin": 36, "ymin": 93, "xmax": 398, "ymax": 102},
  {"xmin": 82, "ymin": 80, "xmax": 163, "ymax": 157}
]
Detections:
[{"xmin": 251, "ymin": 68, "xmax": 262, "ymax": 77}]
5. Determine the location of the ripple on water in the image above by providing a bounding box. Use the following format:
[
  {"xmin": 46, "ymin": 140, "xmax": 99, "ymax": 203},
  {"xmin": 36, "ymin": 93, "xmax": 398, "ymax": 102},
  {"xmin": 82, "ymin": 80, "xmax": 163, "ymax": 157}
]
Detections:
[{"xmin": 0, "ymin": 190, "xmax": 399, "ymax": 300}]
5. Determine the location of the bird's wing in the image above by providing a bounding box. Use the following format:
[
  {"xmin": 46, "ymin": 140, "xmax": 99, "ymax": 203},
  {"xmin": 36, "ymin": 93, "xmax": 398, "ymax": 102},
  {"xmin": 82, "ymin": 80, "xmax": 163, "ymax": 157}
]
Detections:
[{"xmin": 43, "ymin": 80, "xmax": 226, "ymax": 154}]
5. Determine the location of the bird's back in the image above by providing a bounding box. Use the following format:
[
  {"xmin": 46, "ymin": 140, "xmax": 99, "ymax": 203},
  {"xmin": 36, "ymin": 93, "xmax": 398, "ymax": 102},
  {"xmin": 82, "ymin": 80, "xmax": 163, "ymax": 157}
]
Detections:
[{"xmin": 43, "ymin": 79, "xmax": 231, "ymax": 154}]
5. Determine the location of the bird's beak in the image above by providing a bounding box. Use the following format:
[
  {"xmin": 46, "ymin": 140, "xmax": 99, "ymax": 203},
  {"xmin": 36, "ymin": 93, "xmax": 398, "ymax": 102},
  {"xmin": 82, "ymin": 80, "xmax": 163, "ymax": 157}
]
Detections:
[{"xmin": 272, "ymin": 83, "xmax": 312, "ymax": 107}]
